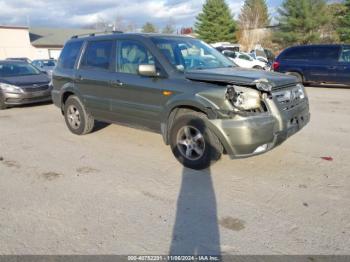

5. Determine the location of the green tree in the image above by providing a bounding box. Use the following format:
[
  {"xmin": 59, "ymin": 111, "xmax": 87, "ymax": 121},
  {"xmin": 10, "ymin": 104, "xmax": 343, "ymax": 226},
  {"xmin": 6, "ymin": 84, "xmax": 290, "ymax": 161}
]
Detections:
[
  {"xmin": 195, "ymin": 0, "xmax": 237, "ymax": 43},
  {"xmin": 142, "ymin": 22, "xmax": 157, "ymax": 33},
  {"xmin": 274, "ymin": 0, "xmax": 329, "ymax": 47},
  {"xmin": 322, "ymin": 3, "xmax": 347, "ymax": 43},
  {"xmin": 239, "ymin": 0, "xmax": 270, "ymax": 28},
  {"xmin": 337, "ymin": 0, "xmax": 350, "ymax": 42}
]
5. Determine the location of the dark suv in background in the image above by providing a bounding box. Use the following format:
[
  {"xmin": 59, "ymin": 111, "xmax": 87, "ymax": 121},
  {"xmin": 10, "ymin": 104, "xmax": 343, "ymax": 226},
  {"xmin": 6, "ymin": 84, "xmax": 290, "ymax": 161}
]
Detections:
[
  {"xmin": 273, "ymin": 44, "xmax": 350, "ymax": 85},
  {"xmin": 52, "ymin": 33, "xmax": 309, "ymax": 169}
]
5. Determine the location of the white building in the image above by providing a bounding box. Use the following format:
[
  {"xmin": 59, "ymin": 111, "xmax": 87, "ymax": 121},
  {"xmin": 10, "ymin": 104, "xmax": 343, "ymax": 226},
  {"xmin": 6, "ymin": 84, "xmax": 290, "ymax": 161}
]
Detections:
[
  {"xmin": 0, "ymin": 25, "xmax": 37, "ymax": 60},
  {"xmin": 0, "ymin": 25, "xmax": 96, "ymax": 60}
]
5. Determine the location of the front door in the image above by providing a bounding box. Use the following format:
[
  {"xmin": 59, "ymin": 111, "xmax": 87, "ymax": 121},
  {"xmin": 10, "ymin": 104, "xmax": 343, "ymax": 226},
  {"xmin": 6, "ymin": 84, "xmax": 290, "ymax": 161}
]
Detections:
[{"xmin": 108, "ymin": 39, "xmax": 166, "ymax": 131}]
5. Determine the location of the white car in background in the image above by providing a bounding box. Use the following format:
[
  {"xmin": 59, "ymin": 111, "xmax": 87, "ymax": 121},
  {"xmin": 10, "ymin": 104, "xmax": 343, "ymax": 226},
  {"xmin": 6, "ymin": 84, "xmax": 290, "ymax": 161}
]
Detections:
[{"xmin": 222, "ymin": 50, "xmax": 269, "ymax": 70}]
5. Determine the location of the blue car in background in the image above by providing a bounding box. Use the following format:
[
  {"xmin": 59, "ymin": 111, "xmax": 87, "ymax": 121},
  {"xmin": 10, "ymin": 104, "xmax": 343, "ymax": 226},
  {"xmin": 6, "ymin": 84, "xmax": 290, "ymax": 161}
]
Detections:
[{"xmin": 273, "ymin": 44, "xmax": 350, "ymax": 85}]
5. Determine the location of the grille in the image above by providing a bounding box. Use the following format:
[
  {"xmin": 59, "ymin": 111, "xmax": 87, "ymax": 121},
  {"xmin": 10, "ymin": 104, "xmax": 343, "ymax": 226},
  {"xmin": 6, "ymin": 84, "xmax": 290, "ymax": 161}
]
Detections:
[
  {"xmin": 22, "ymin": 84, "xmax": 49, "ymax": 93},
  {"xmin": 272, "ymin": 85, "xmax": 304, "ymax": 111}
]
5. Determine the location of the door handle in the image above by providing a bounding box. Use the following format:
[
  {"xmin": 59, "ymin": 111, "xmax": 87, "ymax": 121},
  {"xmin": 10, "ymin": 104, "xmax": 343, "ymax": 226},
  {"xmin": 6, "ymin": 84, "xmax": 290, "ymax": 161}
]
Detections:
[
  {"xmin": 77, "ymin": 75, "xmax": 84, "ymax": 81},
  {"xmin": 110, "ymin": 80, "xmax": 124, "ymax": 87},
  {"xmin": 328, "ymin": 66, "xmax": 337, "ymax": 70}
]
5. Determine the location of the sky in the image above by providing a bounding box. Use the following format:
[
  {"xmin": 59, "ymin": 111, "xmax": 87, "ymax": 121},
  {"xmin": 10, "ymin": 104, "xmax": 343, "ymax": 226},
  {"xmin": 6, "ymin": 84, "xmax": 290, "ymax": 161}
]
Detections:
[{"xmin": 0, "ymin": 0, "xmax": 282, "ymax": 29}]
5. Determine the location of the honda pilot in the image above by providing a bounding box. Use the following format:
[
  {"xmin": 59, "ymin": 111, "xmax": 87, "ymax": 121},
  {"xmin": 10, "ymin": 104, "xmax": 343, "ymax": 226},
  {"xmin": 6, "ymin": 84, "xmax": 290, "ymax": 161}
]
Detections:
[{"xmin": 52, "ymin": 33, "xmax": 310, "ymax": 170}]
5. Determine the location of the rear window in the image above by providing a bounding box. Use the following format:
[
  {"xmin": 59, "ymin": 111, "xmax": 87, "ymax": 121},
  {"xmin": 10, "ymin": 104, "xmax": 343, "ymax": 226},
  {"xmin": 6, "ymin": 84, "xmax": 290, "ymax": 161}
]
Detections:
[
  {"xmin": 57, "ymin": 41, "xmax": 83, "ymax": 69},
  {"xmin": 80, "ymin": 40, "xmax": 113, "ymax": 71}
]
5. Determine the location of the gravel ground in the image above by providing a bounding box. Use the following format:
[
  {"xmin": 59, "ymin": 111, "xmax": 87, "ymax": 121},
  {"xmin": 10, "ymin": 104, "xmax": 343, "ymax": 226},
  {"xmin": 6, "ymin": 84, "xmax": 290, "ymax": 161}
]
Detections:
[{"xmin": 0, "ymin": 86, "xmax": 349, "ymax": 255}]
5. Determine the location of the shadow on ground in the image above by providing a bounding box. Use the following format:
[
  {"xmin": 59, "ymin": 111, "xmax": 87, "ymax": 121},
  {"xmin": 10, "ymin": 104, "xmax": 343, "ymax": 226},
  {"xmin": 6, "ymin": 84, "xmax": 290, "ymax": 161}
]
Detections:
[{"xmin": 169, "ymin": 168, "xmax": 221, "ymax": 255}]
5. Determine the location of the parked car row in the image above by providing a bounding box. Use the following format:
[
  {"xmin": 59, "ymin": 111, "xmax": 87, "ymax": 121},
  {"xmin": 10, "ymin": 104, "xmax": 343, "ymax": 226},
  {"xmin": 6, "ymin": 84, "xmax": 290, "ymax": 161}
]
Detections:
[
  {"xmin": 212, "ymin": 43, "xmax": 272, "ymax": 71},
  {"xmin": 222, "ymin": 50, "xmax": 269, "ymax": 70}
]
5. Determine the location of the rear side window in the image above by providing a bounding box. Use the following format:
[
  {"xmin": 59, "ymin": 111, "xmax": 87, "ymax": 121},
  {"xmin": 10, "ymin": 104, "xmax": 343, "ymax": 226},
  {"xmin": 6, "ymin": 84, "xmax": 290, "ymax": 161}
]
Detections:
[
  {"xmin": 57, "ymin": 41, "xmax": 83, "ymax": 69},
  {"xmin": 281, "ymin": 47, "xmax": 313, "ymax": 60},
  {"xmin": 312, "ymin": 46, "xmax": 340, "ymax": 60},
  {"xmin": 281, "ymin": 46, "xmax": 340, "ymax": 61},
  {"xmin": 80, "ymin": 40, "xmax": 113, "ymax": 71}
]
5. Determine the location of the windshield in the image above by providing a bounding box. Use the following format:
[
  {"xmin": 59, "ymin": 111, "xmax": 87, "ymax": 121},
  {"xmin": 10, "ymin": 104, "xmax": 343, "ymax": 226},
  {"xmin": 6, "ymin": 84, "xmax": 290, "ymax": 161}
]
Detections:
[
  {"xmin": 151, "ymin": 37, "xmax": 235, "ymax": 71},
  {"xmin": 0, "ymin": 62, "xmax": 41, "ymax": 77}
]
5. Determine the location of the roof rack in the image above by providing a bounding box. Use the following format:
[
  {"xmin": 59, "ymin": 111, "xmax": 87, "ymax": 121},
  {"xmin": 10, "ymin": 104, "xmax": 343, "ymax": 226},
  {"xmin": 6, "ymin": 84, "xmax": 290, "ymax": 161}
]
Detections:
[{"xmin": 71, "ymin": 30, "xmax": 123, "ymax": 39}]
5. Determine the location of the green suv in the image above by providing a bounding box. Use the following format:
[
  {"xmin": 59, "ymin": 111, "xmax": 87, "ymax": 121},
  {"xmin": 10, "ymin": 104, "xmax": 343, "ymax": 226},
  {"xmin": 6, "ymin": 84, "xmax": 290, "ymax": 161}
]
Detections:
[{"xmin": 52, "ymin": 33, "xmax": 310, "ymax": 170}]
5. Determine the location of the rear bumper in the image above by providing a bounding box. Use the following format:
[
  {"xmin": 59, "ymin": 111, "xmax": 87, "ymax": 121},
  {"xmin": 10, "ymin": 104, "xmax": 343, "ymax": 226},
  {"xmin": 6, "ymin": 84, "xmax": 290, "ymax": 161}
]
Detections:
[
  {"xmin": 2, "ymin": 89, "xmax": 52, "ymax": 106},
  {"xmin": 208, "ymin": 99, "xmax": 310, "ymax": 158}
]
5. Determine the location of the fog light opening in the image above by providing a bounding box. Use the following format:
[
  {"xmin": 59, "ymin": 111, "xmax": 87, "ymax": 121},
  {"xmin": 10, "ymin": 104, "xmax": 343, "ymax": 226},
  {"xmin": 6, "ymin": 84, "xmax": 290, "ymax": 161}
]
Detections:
[{"xmin": 254, "ymin": 144, "xmax": 268, "ymax": 154}]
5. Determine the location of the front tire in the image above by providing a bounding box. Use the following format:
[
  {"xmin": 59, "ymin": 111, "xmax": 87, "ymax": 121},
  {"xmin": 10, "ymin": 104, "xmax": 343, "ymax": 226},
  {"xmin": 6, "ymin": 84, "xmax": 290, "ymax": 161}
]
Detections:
[
  {"xmin": 64, "ymin": 95, "xmax": 95, "ymax": 135},
  {"xmin": 169, "ymin": 112, "xmax": 223, "ymax": 170}
]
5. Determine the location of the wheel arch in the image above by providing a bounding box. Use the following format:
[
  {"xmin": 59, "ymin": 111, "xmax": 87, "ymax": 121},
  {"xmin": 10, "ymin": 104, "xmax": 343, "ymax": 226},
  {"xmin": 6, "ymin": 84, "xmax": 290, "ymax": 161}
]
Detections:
[
  {"xmin": 161, "ymin": 104, "xmax": 215, "ymax": 145},
  {"xmin": 285, "ymin": 70, "xmax": 305, "ymax": 82},
  {"xmin": 59, "ymin": 86, "xmax": 83, "ymax": 115}
]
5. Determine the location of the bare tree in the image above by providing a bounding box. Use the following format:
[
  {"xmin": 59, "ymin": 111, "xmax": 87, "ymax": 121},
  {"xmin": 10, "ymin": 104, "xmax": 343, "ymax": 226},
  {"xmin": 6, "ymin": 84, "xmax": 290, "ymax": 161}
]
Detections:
[
  {"xmin": 162, "ymin": 18, "xmax": 176, "ymax": 34},
  {"xmin": 238, "ymin": 0, "xmax": 270, "ymax": 51}
]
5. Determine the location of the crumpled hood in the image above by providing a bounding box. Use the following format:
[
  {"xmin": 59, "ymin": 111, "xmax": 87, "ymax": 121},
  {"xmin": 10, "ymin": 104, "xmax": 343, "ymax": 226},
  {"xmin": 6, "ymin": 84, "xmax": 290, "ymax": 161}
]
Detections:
[
  {"xmin": 185, "ymin": 67, "xmax": 298, "ymax": 88},
  {"xmin": 0, "ymin": 73, "xmax": 50, "ymax": 87}
]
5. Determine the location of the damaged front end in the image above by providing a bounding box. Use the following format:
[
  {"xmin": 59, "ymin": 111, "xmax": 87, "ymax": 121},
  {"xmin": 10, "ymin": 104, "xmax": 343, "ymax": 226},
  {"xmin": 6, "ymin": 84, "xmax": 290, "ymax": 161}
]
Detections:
[{"xmin": 195, "ymin": 78, "xmax": 310, "ymax": 158}]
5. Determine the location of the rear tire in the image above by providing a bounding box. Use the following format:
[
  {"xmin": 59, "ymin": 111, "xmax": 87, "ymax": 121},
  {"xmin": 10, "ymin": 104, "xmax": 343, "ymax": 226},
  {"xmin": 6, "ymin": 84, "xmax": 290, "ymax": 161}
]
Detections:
[
  {"xmin": 169, "ymin": 112, "xmax": 223, "ymax": 170},
  {"xmin": 64, "ymin": 95, "xmax": 95, "ymax": 135}
]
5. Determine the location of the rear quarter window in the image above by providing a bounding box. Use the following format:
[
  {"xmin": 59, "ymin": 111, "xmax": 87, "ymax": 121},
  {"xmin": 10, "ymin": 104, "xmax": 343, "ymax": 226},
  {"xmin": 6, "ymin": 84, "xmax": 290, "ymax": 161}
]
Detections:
[{"xmin": 57, "ymin": 41, "xmax": 83, "ymax": 69}]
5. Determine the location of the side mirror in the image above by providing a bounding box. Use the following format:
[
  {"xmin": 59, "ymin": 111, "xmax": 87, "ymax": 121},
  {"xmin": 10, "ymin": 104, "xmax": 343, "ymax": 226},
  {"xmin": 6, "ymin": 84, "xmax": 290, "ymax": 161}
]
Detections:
[{"xmin": 138, "ymin": 64, "xmax": 158, "ymax": 77}]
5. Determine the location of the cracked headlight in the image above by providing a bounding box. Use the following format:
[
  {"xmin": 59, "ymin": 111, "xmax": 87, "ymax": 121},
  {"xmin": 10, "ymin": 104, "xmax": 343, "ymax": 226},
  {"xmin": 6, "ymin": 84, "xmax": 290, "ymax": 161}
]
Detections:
[
  {"xmin": 254, "ymin": 79, "xmax": 273, "ymax": 92},
  {"xmin": 227, "ymin": 86, "xmax": 261, "ymax": 111},
  {"xmin": 0, "ymin": 83, "xmax": 23, "ymax": 94}
]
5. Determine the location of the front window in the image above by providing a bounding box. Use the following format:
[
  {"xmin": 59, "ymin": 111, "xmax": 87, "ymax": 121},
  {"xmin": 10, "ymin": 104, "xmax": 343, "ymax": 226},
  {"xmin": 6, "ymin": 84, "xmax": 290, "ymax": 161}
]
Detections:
[
  {"xmin": 117, "ymin": 40, "xmax": 155, "ymax": 75},
  {"xmin": 151, "ymin": 37, "xmax": 234, "ymax": 71},
  {"xmin": 0, "ymin": 62, "xmax": 41, "ymax": 77}
]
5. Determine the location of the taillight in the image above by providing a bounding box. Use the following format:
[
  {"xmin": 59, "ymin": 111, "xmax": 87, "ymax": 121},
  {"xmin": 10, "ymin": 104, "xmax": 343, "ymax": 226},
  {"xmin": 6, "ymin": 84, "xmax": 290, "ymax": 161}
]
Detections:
[{"xmin": 272, "ymin": 61, "xmax": 280, "ymax": 71}]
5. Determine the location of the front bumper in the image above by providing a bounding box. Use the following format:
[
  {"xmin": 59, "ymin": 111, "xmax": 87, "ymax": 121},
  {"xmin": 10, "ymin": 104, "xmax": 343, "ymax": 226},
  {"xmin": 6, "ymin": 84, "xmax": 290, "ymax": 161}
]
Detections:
[
  {"xmin": 208, "ymin": 98, "xmax": 310, "ymax": 158},
  {"xmin": 2, "ymin": 89, "xmax": 52, "ymax": 106}
]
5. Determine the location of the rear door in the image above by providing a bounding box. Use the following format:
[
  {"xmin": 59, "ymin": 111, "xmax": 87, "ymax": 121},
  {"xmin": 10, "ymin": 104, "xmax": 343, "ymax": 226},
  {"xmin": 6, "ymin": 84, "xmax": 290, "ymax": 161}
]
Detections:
[
  {"xmin": 75, "ymin": 39, "xmax": 115, "ymax": 120},
  {"xmin": 335, "ymin": 45, "xmax": 350, "ymax": 84}
]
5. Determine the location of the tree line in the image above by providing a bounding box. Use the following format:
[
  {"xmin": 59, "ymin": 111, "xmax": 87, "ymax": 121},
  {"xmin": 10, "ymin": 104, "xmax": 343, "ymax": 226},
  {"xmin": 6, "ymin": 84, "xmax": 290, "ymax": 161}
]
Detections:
[
  {"xmin": 195, "ymin": 0, "xmax": 350, "ymax": 50},
  {"xmin": 86, "ymin": 0, "xmax": 350, "ymax": 50}
]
